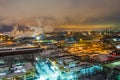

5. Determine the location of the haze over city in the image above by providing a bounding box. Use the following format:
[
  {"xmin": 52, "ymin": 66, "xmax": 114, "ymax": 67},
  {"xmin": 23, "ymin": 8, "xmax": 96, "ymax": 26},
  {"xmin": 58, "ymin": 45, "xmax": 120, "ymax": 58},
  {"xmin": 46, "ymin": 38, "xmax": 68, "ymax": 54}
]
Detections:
[
  {"xmin": 0, "ymin": 0, "xmax": 120, "ymax": 31},
  {"xmin": 1, "ymin": 0, "xmax": 120, "ymax": 80}
]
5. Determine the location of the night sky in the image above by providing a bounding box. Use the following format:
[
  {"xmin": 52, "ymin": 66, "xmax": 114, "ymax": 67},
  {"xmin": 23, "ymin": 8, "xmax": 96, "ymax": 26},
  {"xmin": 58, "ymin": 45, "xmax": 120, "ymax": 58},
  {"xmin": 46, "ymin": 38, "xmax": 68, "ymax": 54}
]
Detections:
[{"xmin": 0, "ymin": 0, "xmax": 120, "ymax": 31}]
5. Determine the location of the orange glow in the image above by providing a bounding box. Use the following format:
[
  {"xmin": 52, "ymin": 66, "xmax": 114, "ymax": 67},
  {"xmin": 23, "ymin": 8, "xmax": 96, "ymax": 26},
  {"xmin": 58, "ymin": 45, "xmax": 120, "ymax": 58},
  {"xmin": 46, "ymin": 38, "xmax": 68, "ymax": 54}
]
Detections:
[
  {"xmin": 6, "ymin": 41, "xmax": 12, "ymax": 44},
  {"xmin": 59, "ymin": 24, "xmax": 112, "ymax": 30}
]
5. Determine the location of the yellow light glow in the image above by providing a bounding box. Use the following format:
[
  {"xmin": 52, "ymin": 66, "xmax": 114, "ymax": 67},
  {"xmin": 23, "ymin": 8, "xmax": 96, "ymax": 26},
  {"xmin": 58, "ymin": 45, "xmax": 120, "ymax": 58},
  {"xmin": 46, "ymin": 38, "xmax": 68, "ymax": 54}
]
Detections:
[{"xmin": 7, "ymin": 41, "xmax": 12, "ymax": 44}]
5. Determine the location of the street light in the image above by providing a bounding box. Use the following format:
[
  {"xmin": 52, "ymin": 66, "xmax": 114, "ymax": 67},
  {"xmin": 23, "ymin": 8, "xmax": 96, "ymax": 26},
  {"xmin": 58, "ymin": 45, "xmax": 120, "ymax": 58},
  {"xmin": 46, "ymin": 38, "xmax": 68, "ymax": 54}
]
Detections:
[{"xmin": 36, "ymin": 36, "xmax": 40, "ymax": 40}]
